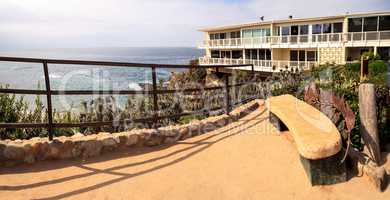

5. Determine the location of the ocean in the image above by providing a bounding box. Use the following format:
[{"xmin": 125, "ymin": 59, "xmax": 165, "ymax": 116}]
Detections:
[{"xmin": 0, "ymin": 47, "xmax": 203, "ymax": 112}]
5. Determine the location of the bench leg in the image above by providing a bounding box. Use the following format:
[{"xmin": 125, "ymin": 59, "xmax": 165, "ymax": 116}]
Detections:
[
  {"xmin": 269, "ymin": 112, "xmax": 288, "ymax": 132},
  {"xmin": 300, "ymin": 150, "xmax": 347, "ymax": 186}
]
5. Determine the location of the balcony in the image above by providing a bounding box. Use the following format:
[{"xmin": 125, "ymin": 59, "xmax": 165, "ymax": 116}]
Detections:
[
  {"xmin": 198, "ymin": 57, "xmax": 317, "ymax": 72},
  {"xmin": 199, "ymin": 31, "xmax": 390, "ymax": 49}
]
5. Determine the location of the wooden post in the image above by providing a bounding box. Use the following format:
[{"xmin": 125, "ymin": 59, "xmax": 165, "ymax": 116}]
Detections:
[
  {"xmin": 42, "ymin": 61, "xmax": 54, "ymax": 141},
  {"xmin": 359, "ymin": 83, "xmax": 381, "ymax": 164},
  {"xmin": 361, "ymin": 58, "xmax": 369, "ymax": 81},
  {"xmin": 151, "ymin": 66, "xmax": 159, "ymax": 128}
]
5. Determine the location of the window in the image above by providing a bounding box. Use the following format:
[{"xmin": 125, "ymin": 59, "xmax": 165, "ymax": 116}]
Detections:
[
  {"xmin": 348, "ymin": 18, "xmax": 363, "ymax": 32},
  {"xmin": 281, "ymin": 27, "xmax": 290, "ymax": 35},
  {"xmin": 211, "ymin": 50, "xmax": 220, "ymax": 58},
  {"xmin": 232, "ymin": 51, "xmax": 242, "ymax": 59},
  {"xmin": 221, "ymin": 51, "xmax": 230, "ymax": 58},
  {"xmin": 265, "ymin": 29, "xmax": 271, "ymax": 36},
  {"xmin": 259, "ymin": 49, "xmax": 266, "ymax": 60},
  {"xmin": 220, "ymin": 33, "xmax": 226, "ymax": 39},
  {"xmin": 230, "ymin": 31, "xmax": 241, "ymax": 38},
  {"xmin": 312, "ymin": 24, "xmax": 322, "ymax": 34},
  {"xmin": 243, "ymin": 29, "xmax": 252, "ymax": 38},
  {"xmin": 300, "ymin": 25, "xmax": 309, "ymax": 35},
  {"xmin": 252, "ymin": 29, "xmax": 262, "ymax": 37},
  {"xmin": 210, "ymin": 34, "xmax": 215, "ymax": 40},
  {"xmin": 307, "ymin": 51, "xmax": 317, "ymax": 61},
  {"xmin": 291, "ymin": 26, "xmax": 299, "ymax": 35},
  {"xmin": 299, "ymin": 51, "xmax": 306, "ymax": 61},
  {"xmin": 251, "ymin": 49, "xmax": 258, "ymax": 60},
  {"xmin": 266, "ymin": 49, "xmax": 272, "ymax": 60},
  {"xmin": 333, "ymin": 23, "xmax": 343, "ymax": 33},
  {"xmin": 364, "ymin": 16, "xmax": 378, "ymax": 31},
  {"xmin": 290, "ymin": 50, "xmax": 298, "ymax": 61},
  {"xmin": 323, "ymin": 23, "xmax": 331, "ymax": 33},
  {"xmin": 379, "ymin": 15, "xmax": 390, "ymax": 31},
  {"xmin": 245, "ymin": 50, "xmax": 250, "ymax": 60}
]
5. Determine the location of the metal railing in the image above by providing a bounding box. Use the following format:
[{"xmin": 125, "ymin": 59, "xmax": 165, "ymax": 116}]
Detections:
[
  {"xmin": 0, "ymin": 57, "xmax": 255, "ymax": 140},
  {"xmin": 199, "ymin": 31, "xmax": 390, "ymax": 48},
  {"xmin": 199, "ymin": 57, "xmax": 317, "ymax": 72}
]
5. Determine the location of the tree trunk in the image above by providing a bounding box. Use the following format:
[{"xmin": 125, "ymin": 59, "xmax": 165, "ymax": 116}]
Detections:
[{"xmin": 359, "ymin": 83, "xmax": 381, "ymax": 164}]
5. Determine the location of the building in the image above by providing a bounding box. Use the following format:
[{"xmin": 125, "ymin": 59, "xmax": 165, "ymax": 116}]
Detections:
[{"xmin": 198, "ymin": 11, "xmax": 390, "ymax": 72}]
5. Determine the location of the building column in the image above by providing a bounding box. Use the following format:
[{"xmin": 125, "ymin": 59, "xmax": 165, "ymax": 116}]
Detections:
[
  {"xmin": 317, "ymin": 47, "xmax": 321, "ymax": 64},
  {"xmin": 374, "ymin": 46, "xmax": 378, "ymax": 56}
]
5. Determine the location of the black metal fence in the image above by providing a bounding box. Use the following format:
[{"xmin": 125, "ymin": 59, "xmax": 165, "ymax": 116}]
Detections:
[{"xmin": 0, "ymin": 56, "xmax": 255, "ymax": 140}]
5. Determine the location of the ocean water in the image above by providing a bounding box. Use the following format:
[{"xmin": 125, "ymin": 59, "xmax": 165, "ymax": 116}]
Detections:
[{"xmin": 0, "ymin": 47, "xmax": 203, "ymax": 112}]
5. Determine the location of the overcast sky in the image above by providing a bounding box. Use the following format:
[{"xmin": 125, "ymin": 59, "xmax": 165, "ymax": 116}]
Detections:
[{"xmin": 0, "ymin": 0, "xmax": 389, "ymax": 50}]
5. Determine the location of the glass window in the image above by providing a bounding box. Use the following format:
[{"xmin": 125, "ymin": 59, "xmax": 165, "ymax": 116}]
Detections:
[
  {"xmin": 323, "ymin": 23, "xmax": 331, "ymax": 33},
  {"xmin": 379, "ymin": 15, "xmax": 390, "ymax": 31},
  {"xmin": 245, "ymin": 50, "xmax": 251, "ymax": 59},
  {"xmin": 348, "ymin": 18, "xmax": 363, "ymax": 32},
  {"xmin": 210, "ymin": 34, "xmax": 215, "ymax": 40},
  {"xmin": 266, "ymin": 49, "xmax": 272, "ymax": 60},
  {"xmin": 282, "ymin": 27, "xmax": 290, "ymax": 35},
  {"xmin": 307, "ymin": 51, "xmax": 317, "ymax": 61},
  {"xmin": 300, "ymin": 25, "xmax": 309, "ymax": 35},
  {"xmin": 312, "ymin": 24, "xmax": 322, "ymax": 34},
  {"xmin": 258, "ymin": 49, "xmax": 265, "ymax": 60},
  {"xmin": 333, "ymin": 23, "xmax": 343, "ymax": 33},
  {"xmin": 299, "ymin": 51, "xmax": 306, "ymax": 61},
  {"xmin": 220, "ymin": 33, "xmax": 226, "ymax": 39},
  {"xmin": 265, "ymin": 29, "xmax": 271, "ymax": 36},
  {"xmin": 364, "ymin": 16, "xmax": 378, "ymax": 31},
  {"xmin": 290, "ymin": 50, "xmax": 298, "ymax": 61},
  {"xmin": 291, "ymin": 26, "xmax": 299, "ymax": 35},
  {"xmin": 214, "ymin": 33, "xmax": 220, "ymax": 40},
  {"xmin": 232, "ymin": 50, "xmax": 242, "ymax": 59},
  {"xmin": 253, "ymin": 29, "xmax": 262, "ymax": 37},
  {"xmin": 251, "ymin": 49, "xmax": 258, "ymax": 60},
  {"xmin": 231, "ymin": 31, "xmax": 241, "ymax": 38},
  {"xmin": 243, "ymin": 29, "xmax": 252, "ymax": 38},
  {"xmin": 211, "ymin": 50, "xmax": 220, "ymax": 58}
]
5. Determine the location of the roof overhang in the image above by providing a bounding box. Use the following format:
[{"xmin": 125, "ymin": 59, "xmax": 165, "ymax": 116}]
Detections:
[{"xmin": 198, "ymin": 11, "xmax": 390, "ymax": 32}]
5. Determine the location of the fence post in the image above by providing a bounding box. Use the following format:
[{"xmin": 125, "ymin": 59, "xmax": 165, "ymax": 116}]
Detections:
[
  {"xmin": 151, "ymin": 66, "xmax": 159, "ymax": 127},
  {"xmin": 359, "ymin": 83, "xmax": 381, "ymax": 164},
  {"xmin": 225, "ymin": 74, "xmax": 230, "ymax": 115},
  {"xmin": 42, "ymin": 61, "xmax": 54, "ymax": 140}
]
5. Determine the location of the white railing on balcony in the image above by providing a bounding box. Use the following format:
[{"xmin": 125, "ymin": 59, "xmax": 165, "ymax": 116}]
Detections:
[
  {"xmin": 198, "ymin": 57, "xmax": 317, "ymax": 72},
  {"xmin": 199, "ymin": 31, "xmax": 390, "ymax": 48},
  {"xmin": 346, "ymin": 31, "xmax": 390, "ymax": 43}
]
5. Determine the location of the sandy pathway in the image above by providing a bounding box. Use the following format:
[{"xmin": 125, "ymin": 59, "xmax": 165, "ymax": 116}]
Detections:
[{"xmin": 0, "ymin": 105, "xmax": 389, "ymax": 200}]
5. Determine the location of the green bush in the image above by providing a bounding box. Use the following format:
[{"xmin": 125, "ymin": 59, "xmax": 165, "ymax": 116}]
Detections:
[
  {"xmin": 369, "ymin": 60, "xmax": 387, "ymax": 76},
  {"xmin": 346, "ymin": 62, "xmax": 361, "ymax": 72}
]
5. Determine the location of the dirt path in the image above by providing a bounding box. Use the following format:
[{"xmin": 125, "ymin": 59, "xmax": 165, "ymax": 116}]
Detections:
[{"xmin": 0, "ymin": 105, "xmax": 389, "ymax": 200}]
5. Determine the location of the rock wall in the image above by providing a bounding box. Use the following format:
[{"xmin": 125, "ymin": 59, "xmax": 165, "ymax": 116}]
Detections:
[{"xmin": 0, "ymin": 100, "xmax": 261, "ymax": 167}]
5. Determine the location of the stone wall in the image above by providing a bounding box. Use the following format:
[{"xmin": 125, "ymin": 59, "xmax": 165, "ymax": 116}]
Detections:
[
  {"xmin": 0, "ymin": 100, "xmax": 261, "ymax": 167},
  {"xmin": 318, "ymin": 47, "xmax": 345, "ymax": 65}
]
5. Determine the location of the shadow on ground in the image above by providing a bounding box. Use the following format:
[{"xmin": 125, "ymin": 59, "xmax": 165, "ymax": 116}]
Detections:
[{"xmin": 0, "ymin": 109, "xmax": 268, "ymax": 200}]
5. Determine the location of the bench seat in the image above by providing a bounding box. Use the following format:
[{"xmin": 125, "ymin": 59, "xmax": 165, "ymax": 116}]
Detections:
[
  {"xmin": 267, "ymin": 94, "xmax": 346, "ymax": 185},
  {"xmin": 268, "ymin": 94, "xmax": 342, "ymax": 160}
]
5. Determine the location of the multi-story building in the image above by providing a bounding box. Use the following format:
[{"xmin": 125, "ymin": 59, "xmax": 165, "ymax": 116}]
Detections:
[{"xmin": 198, "ymin": 11, "xmax": 390, "ymax": 72}]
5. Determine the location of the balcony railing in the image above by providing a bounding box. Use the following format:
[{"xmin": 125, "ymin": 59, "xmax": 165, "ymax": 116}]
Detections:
[
  {"xmin": 199, "ymin": 57, "xmax": 317, "ymax": 72},
  {"xmin": 199, "ymin": 31, "xmax": 390, "ymax": 48}
]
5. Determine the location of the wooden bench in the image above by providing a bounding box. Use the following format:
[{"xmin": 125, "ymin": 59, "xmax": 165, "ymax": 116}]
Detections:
[{"xmin": 267, "ymin": 94, "xmax": 347, "ymax": 186}]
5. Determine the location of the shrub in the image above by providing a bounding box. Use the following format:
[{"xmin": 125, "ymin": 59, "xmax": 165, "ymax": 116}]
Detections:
[{"xmin": 369, "ymin": 60, "xmax": 387, "ymax": 76}]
